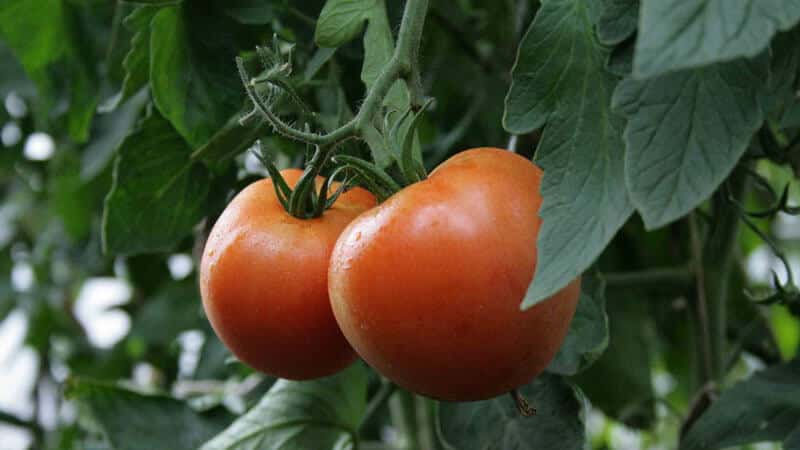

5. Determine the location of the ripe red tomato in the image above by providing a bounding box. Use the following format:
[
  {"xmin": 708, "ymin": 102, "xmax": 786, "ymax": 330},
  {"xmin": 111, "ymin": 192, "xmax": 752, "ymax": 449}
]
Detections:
[
  {"xmin": 328, "ymin": 148, "xmax": 580, "ymax": 401},
  {"xmin": 200, "ymin": 169, "xmax": 376, "ymax": 380}
]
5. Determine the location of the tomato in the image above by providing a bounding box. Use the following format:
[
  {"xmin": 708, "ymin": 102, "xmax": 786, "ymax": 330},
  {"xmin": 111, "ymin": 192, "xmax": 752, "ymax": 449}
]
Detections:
[
  {"xmin": 200, "ymin": 169, "xmax": 376, "ymax": 380},
  {"xmin": 328, "ymin": 148, "xmax": 580, "ymax": 401}
]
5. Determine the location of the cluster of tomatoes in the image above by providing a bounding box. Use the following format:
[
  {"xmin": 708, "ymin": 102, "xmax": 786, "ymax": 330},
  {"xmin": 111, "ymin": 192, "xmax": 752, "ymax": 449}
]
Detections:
[{"xmin": 199, "ymin": 148, "xmax": 580, "ymax": 401}]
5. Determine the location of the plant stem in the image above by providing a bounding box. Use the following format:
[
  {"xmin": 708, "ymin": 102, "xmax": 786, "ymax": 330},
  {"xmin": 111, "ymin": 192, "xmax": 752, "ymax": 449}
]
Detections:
[
  {"xmin": 689, "ymin": 213, "xmax": 715, "ymax": 385},
  {"xmin": 689, "ymin": 167, "xmax": 751, "ymax": 387},
  {"xmin": 604, "ymin": 267, "xmax": 693, "ymax": 289},
  {"xmin": 415, "ymin": 397, "xmax": 439, "ymax": 450},
  {"xmin": 510, "ymin": 390, "xmax": 536, "ymax": 416},
  {"xmin": 359, "ymin": 382, "xmax": 397, "ymax": 433},
  {"xmin": 355, "ymin": 0, "xmax": 430, "ymax": 130},
  {"xmin": 0, "ymin": 410, "xmax": 43, "ymax": 437},
  {"xmin": 389, "ymin": 391, "xmax": 421, "ymax": 450},
  {"xmin": 705, "ymin": 170, "xmax": 750, "ymax": 381}
]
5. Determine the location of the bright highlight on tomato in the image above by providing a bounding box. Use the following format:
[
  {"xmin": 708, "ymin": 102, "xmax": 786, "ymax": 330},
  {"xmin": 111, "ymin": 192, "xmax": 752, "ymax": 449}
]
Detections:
[
  {"xmin": 328, "ymin": 148, "xmax": 580, "ymax": 401},
  {"xmin": 200, "ymin": 169, "xmax": 376, "ymax": 380}
]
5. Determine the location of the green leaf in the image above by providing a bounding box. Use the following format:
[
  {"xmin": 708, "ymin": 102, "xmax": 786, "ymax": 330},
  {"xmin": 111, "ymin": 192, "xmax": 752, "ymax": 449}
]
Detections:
[
  {"xmin": 122, "ymin": 0, "xmax": 181, "ymax": 4},
  {"xmin": 613, "ymin": 57, "xmax": 767, "ymax": 229},
  {"xmin": 0, "ymin": 40, "xmax": 34, "ymax": 98},
  {"xmin": 102, "ymin": 109, "xmax": 210, "ymax": 255},
  {"xmin": 763, "ymin": 28, "xmax": 800, "ymax": 119},
  {"xmin": 505, "ymin": 0, "xmax": 633, "ymax": 308},
  {"xmin": 49, "ymin": 156, "xmax": 93, "ymax": 240},
  {"xmin": 68, "ymin": 378, "xmax": 232, "ymax": 450},
  {"xmin": 438, "ymin": 373, "xmax": 587, "ymax": 450},
  {"xmin": 681, "ymin": 359, "xmax": 800, "ymax": 450},
  {"xmin": 149, "ymin": 4, "xmax": 249, "ymax": 148},
  {"xmin": 315, "ymin": 0, "xmax": 375, "ymax": 48},
  {"xmin": 99, "ymin": 6, "xmax": 159, "ymax": 113},
  {"xmin": 634, "ymin": 0, "xmax": 800, "ymax": 78},
  {"xmin": 0, "ymin": 0, "xmax": 99, "ymax": 142},
  {"xmin": 787, "ymin": 424, "xmax": 800, "ymax": 450},
  {"xmin": 82, "ymin": 89, "xmax": 148, "ymax": 180},
  {"xmin": 572, "ymin": 297, "xmax": 655, "ymax": 428},
  {"xmin": 547, "ymin": 275, "xmax": 609, "ymax": 376},
  {"xmin": 201, "ymin": 364, "xmax": 368, "ymax": 450},
  {"xmin": 194, "ymin": 332, "xmax": 233, "ymax": 380},
  {"xmin": 129, "ymin": 279, "xmax": 205, "ymax": 347},
  {"xmin": 315, "ymin": 0, "xmax": 409, "ymax": 167},
  {"xmin": 191, "ymin": 113, "xmax": 269, "ymax": 165},
  {"xmin": 597, "ymin": 0, "xmax": 639, "ymax": 46},
  {"xmin": 222, "ymin": 0, "xmax": 276, "ymax": 25}
]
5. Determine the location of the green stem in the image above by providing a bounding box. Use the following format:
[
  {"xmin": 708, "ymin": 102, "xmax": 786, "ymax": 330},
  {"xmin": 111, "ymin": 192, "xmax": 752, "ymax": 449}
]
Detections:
[
  {"xmin": 390, "ymin": 391, "xmax": 421, "ymax": 450},
  {"xmin": 690, "ymin": 167, "xmax": 751, "ymax": 386},
  {"xmin": 246, "ymin": 0, "xmax": 431, "ymax": 216},
  {"xmin": 355, "ymin": 0, "xmax": 429, "ymax": 131},
  {"xmin": 689, "ymin": 213, "xmax": 715, "ymax": 386},
  {"xmin": 360, "ymin": 382, "xmax": 397, "ymax": 433},
  {"xmin": 0, "ymin": 410, "xmax": 40, "ymax": 433},
  {"xmin": 705, "ymin": 170, "xmax": 750, "ymax": 381},
  {"xmin": 604, "ymin": 267, "xmax": 694, "ymax": 290}
]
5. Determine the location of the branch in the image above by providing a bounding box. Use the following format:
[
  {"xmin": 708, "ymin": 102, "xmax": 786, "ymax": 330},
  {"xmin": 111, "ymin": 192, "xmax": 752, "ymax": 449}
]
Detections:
[
  {"xmin": 244, "ymin": 0, "xmax": 431, "ymax": 151},
  {"xmin": 360, "ymin": 381, "xmax": 397, "ymax": 433},
  {"xmin": 355, "ymin": 0, "xmax": 430, "ymax": 130},
  {"xmin": 604, "ymin": 266, "xmax": 693, "ymax": 289},
  {"xmin": 689, "ymin": 213, "xmax": 715, "ymax": 385},
  {"xmin": 0, "ymin": 410, "xmax": 42, "ymax": 435}
]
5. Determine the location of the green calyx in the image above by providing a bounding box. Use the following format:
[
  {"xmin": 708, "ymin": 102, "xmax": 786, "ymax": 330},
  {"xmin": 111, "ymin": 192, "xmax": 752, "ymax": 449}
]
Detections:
[{"xmin": 254, "ymin": 146, "xmax": 349, "ymax": 219}]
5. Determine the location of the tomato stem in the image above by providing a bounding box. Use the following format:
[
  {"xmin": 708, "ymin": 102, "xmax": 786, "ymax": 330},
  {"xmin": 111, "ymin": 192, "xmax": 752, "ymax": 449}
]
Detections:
[
  {"xmin": 239, "ymin": 0, "xmax": 431, "ymax": 217},
  {"xmin": 510, "ymin": 389, "xmax": 536, "ymax": 417}
]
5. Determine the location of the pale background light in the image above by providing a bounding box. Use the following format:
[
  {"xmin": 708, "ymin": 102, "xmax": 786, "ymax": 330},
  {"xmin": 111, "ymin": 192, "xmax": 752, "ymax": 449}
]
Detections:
[
  {"xmin": 1, "ymin": 122, "xmax": 21, "ymax": 147},
  {"xmin": 73, "ymin": 278, "xmax": 133, "ymax": 349},
  {"xmin": 168, "ymin": 254, "xmax": 194, "ymax": 280},
  {"xmin": 4, "ymin": 93, "xmax": 27, "ymax": 118},
  {"xmin": 22, "ymin": 133, "xmax": 54, "ymax": 161}
]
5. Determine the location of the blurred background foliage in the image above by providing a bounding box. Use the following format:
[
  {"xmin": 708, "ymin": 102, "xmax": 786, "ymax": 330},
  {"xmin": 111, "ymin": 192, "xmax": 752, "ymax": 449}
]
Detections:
[{"xmin": 0, "ymin": 1, "xmax": 797, "ymax": 449}]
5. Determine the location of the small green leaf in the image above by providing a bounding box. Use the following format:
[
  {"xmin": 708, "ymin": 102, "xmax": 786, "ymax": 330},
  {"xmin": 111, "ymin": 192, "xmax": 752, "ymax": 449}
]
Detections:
[
  {"xmin": 547, "ymin": 275, "xmax": 609, "ymax": 376},
  {"xmin": 102, "ymin": 109, "xmax": 210, "ymax": 255},
  {"xmin": 100, "ymin": 6, "xmax": 159, "ymax": 113},
  {"xmin": 634, "ymin": 0, "xmax": 800, "ymax": 78},
  {"xmin": 358, "ymin": 0, "xmax": 410, "ymax": 166},
  {"xmin": 506, "ymin": 0, "xmax": 633, "ymax": 308},
  {"xmin": 438, "ymin": 373, "xmax": 588, "ymax": 450},
  {"xmin": 315, "ymin": 0, "xmax": 375, "ymax": 48},
  {"xmin": 681, "ymin": 359, "xmax": 800, "ymax": 450},
  {"xmin": 68, "ymin": 378, "xmax": 232, "ymax": 450},
  {"xmin": 597, "ymin": 0, "xmax": 639, "ymax": 46},
  {"xmin": 316, "ymin": 0, "xmax": 410, "ymax": 166},
  {"xmin": 201, "ymin": 364, "xmax": 368, "ymax": 450},
  {"xmin": 149, "ymin": 4, "xmax": 250, "ymax": 148},
  {"xmin": 613, "ymin": 56, "xmax": 767, "ymax": 229}
]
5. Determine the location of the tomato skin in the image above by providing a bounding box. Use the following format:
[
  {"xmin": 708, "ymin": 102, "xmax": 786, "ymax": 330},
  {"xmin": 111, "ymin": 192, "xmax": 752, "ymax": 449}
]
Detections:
[
  {"xmin": 200, "ymin": 169, "xmax": 375, "ymax": 380},
  {"xmin": 328, "ymin": 148, "xmax": 580, "ymax": 401}
]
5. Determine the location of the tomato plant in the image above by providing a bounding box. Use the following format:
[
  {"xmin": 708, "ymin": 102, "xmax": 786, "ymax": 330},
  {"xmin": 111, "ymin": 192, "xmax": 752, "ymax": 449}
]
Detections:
[{"xmin": 0, "ymin": 0, "xmax": 799, "ymax": 450}]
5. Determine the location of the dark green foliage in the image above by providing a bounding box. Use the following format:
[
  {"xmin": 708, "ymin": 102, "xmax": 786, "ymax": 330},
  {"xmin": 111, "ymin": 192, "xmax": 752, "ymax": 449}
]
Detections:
[{"xmin": 0, "ymin": 1, "xmax": 798, "ymax": 449}]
